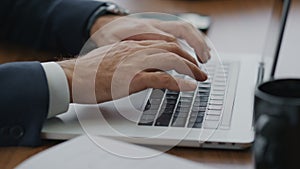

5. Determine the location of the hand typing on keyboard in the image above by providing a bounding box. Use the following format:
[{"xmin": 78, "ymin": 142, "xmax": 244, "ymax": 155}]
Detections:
[
  {"xmin": 59, "ymin": 40, "xmax": 208, "ymax": 104},
  {"xmin": 58, "ymin": 15, "xmax": 211, "ymax": 104}
]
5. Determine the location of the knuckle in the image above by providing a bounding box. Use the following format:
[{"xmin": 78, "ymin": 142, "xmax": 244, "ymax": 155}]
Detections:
[
  {"xmin": 164, "ymin": 53, "xmax": 179, "ymax": 63},
  {"xmin": 168, "ymin": 42, "xmax": 180, "ymax": 50},
  {"xmin": 167, "ymin": 53, "xmax": 182, "ymax": 64},
  {"xmin": 159, "ymin": 74, "xmax": 172, "ymax": 85},
  {"xmin": 167, "ymin": 35, "xmax": 177, "ymax": 42},
  {"xmin": 180, "ymin": 22, "xmax": 194, "ymax": 30},
  {"xmin": 120, "ymin": 40, "xmax": 135, "ymax": 47},
  {"xmin": 134, "ymin": 72, "xmax": 144, "ymax": 81},
  {"xmin": 167, "ymin": 52, "xmax": 179, "ymax": 59}
]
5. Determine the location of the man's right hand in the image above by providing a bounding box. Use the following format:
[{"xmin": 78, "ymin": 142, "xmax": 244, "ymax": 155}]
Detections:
[{"xmin": 58, "ymin": 40, "xmax": 207, "ymax": 104}]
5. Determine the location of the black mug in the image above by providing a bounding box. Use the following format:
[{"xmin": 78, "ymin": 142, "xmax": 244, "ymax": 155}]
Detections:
[{"xmin": 254, "ymin": 79, "xmax": 300, "ymax": 169}]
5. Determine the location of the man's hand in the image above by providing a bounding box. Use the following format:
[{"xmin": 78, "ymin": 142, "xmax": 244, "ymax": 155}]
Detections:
[
  {"xmin": 58, "ymin": 40, "xmax": 207, "ymax": 104},
  {"xmin": 90, "ymin": 15, "xmax": 211, "ymax": 63}
]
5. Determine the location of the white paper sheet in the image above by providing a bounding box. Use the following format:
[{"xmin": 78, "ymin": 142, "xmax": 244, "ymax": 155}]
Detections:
[{"xmin": 16, "ymin": 135, "xmax": 217, "ymax": 169}]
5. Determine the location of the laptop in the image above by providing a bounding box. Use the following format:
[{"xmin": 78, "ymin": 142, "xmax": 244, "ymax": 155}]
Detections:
[{"xmin": 42, "ymin": 0, "xmax": 290, "ymax": 149}]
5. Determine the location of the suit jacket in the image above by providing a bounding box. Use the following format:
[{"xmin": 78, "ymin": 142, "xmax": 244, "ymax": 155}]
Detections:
[
  {"xmin": 0, "ymin": 0, "xmax": 104, "ymax": 146},
  {"xmin": 0, "ymin": 0, "xmax": 104, "ymax": 56},
  {"xmin": 0, "ymin": 62, "xmax": 49, "ymax": 146}
]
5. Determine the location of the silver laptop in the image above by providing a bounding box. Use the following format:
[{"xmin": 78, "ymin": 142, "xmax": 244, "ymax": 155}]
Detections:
[{"xmin": 42, "ymin": 0, "xmax": 290, "ymax": 149}]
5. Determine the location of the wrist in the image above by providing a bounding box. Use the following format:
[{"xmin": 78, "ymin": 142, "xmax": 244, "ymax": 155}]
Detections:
[
  {"xmin": 90, "ymin": 15, "xmax": 121, "ymax": 36},
  {"xmin": 57, "ymin": 60, "xmax": 75, "ymax": 102},
  {"xmin": 86, "ymin": 2, "xmax": 129, "ymax": 37}
]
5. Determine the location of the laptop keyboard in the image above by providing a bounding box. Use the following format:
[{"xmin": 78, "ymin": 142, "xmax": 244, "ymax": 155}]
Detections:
[{"xmin": 138, "ymin": 62, "xmax": 235, "ymax": 129}]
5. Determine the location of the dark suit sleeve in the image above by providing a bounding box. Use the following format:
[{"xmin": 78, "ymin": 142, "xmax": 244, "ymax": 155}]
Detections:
[
  {"xmin": 0, "ymin": 62, "xmax": 49, "ymax": 146},
  {"xmin": 0, "ymin": 0, "xmax": 105, "ymax": 56}
]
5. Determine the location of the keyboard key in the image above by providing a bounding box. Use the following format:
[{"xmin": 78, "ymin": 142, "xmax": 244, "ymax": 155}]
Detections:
[
  {"xmin": 181, "ymin": 92, "xmax": 194, "ymax": 97},
  {"xmin": 200, "ymin": 102, "xmax": 208, "ymax": 107},
  {"xmin": 199, "ymin": 96, "xmax": 209, "ymax": 101},
  {"xmin": 213, "ymin": 83, "xmax": 226, "ymax": 87},
  {"xmin": 197, "ymin": 111, "xmax": 205, "ymax": 117},
  {"xmin": 166, "ymin": 94, "xmax": 178, "ymax": 100},
  {"xmin": 196, "ymin": 92, "xmax": 210, "ymax": 96},
  {"xmin": 203, "ymin": 120, "xmax": 220, "ymax": 129},
  {"xmin": 143, "ymin": 110, "xmax": 157, "ymax": 115},
  {"xmin": 212, "ymin": 86, "xmax": 226, "ymax": 91},
  {"xmin": 192, "ymin": 122, "xmax": 202, "ymax": 128},
  {"xmin": 210, "ymin": 95, "xmax": 224, "ymax": 100},
  {"xmin": 138, "ymin": 114, "xmax": 156, "ymax": 126},
  {"xmin": 177, "ymin": 103, "xmax": 191, "ymax": 108},
  {"xmin": 207, "ymin": 110, "xmax": 222, "ymax": 115},
  {"xmin": 140, "ymin": 114, "xmax": 156, "ymax": 120},
  {"xmin": 160, "ymin": 108, "xmax": 174, "ymax": 115},
  {"xmin": 188, "ymin": 116, "xmax": 197, "ymax": 123},
  {"xmin": 161, "ymin": 100, "xmax": 176, "ymax": 109},
  {"xmin": 165, "ymin": 104, "xmax": 176, "ymax": 110},
  {"xmin": 216, "ymin": 69, "xmax": 228, "ymax": 73},
  {"xmin": 150, "ymin": 89, "xmax": 165, "ymax": 99},
  {"xmin": 148, "ymin": 104, "xmax": 160, "ymax": 111},
  {"xmin": 199, "ymin": 82, "xmax": 211, "ymax": 86},
  {"xmin": 190, "ymin": 111, "xmax": 198, "ymax": 117},
  {"xmin": 138, "ymin": 120, "xmax": 154, "ymax": 126},
  {"xmin": 179, "ymin": 97, "xmax": 193, "ymax": 102},
  {"xmin": 165, "ymin": 99, "xmax": 177, "ymax": 104},
  {"xmin": 188, "ymin": 115, "xmax": 203, "ymax": 127},
  {"xmin": 206, "ymin": 115, "xmax": 221, "ymax": 121},
  {"xmin": 175, "ymin": 107, "xmax": 190, "ymax": 113},
  {"xmin": 155, "ymin": 114, "xmax": 172, "ymax": 126},
  {"xmin": 193, "ymin": 101, "xmax": 207, "ymax": 107},
  {"xmin": 208, "ymin": 105, "xmax": 223, "ymax": 110},
  {"xmin": 173, "ymin": 111, "xmax": 189, "ymax": 118},
  {"xmin": 198, "ymin": 89, "xmax": 210, "ymax": 93},
  {"xmin": 214, "ymin": 81, "xmax": 227, "ymax": 86},
  {"xmin": 196, "ymin": 116, "xmax": 204, "ymax": 123},
  {"xmin": 209, "ymin": 100, "xmax": 223, "ymax": 105},
  {"xmin": 190, "ymin": 110, "xmax": 205, "ymax": 118},
  {"xmin": 198, "ymin": 87, "xmax": 211, "ymax": 91},
  {"xmin": 166, "ymin": 90, "xmax": 179, "ymax": 95},
  {"xmin": 171, "ymin": 117, "xmax": 187, "ymax": 127},
  {"xmin": 197, "ymin": 91, "xmax": 210, "ymax": 96},
  {"xmin": 216, "ymin": 75, "xmax": 227, "ymax": 80},
  {"xmin": 211, "ymin": 91, "xmax": 225, "ymax": 95},
  {"xmin": 192, "ymin": 106, "xmax": 206, "ymax": 112},
  {"xmin": 149, "ymin": 99, "xmax": 162, "ymax": 105}
]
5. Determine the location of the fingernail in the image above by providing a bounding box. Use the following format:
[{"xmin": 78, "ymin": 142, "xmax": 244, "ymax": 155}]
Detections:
[
  {"xmin": 204, "ymin": 51, "xmax": 210, "ymax": 61},
  {"xmin": 206, "ymin": 51, "xmax": 211, "ymax": 60}
]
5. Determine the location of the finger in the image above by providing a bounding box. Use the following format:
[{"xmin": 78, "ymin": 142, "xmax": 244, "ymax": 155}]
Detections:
[
  {"xmin": 130, "ymin": 72, "xmax": 197, "ymax": 94},
  {"xmin": 121, "ymin": 40, "xmax": 198, "ymax": 65},
  {"xmin": 144, "ymin": 52, "xmax": 207, "ymax": 81},
  {"xmin": 124, "ymin": 32, "xmax": 177, "ymax": 43},
  {"xmin": 127, "ymin": 39, "xmax": 171, "ymax": 46},
  {"xmin": 146, "ymin": 42, "xmax": 198, "ymax": 65},
  {"xmin": 153, "ymin": 21, "xmax": 211, "ymax": 63}
]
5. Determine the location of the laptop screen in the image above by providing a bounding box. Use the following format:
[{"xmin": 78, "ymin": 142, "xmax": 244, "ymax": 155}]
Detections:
[
  {"xmin": 262, "ymin": 0, "xmax": 291, "ymax": 79},
  {"xmin": 275, "ymin": 0, "xmax": 300, "ymax": 78}
]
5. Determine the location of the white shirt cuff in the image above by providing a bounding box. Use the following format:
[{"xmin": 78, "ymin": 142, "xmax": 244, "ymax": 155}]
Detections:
[{"xmin": 41, "ymin": 62, "xmax": 70, "ymax": 118}]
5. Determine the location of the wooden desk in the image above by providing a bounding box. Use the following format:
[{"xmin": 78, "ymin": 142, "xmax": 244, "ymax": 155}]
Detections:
[{"xmin": 1, "ymin": 0, "xmax": 293, "ymax": 168}]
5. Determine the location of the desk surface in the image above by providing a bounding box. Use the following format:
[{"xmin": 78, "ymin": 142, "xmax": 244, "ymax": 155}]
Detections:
[{"xmin": 1, "ymin": 0, "xmax": 299, "ymax": 168}]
